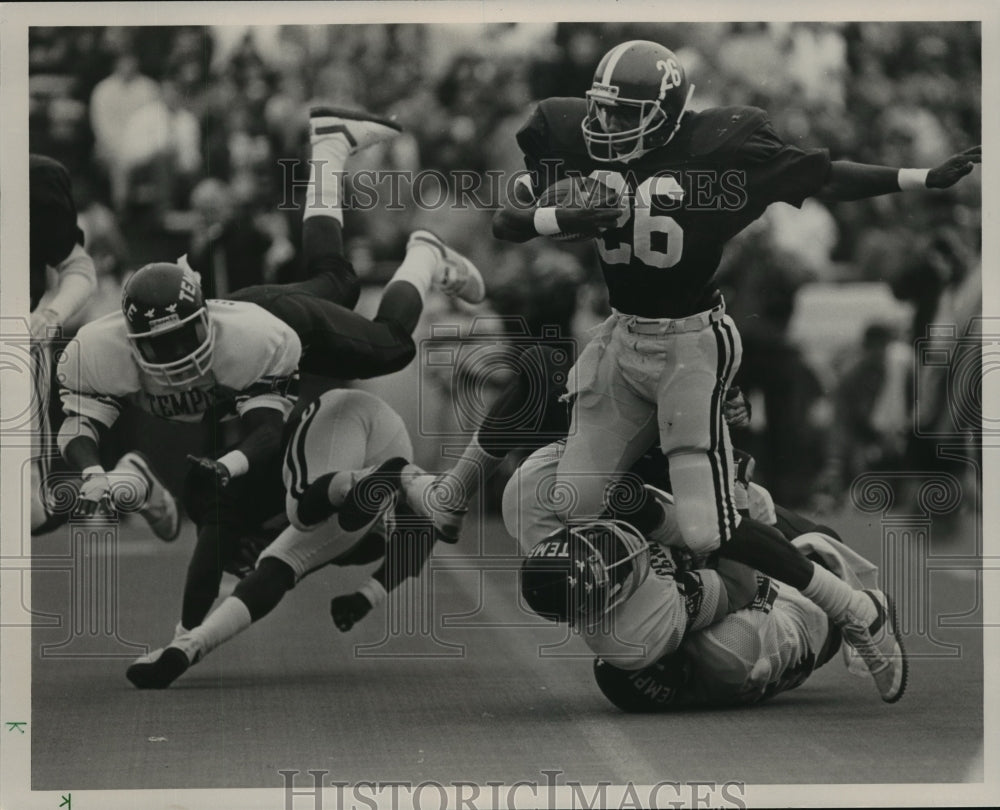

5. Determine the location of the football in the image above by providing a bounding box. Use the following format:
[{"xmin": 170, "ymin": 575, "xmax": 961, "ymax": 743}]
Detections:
[{"xmin": 536, "ymin": 176, "xmax": 622, "ymax": 241}]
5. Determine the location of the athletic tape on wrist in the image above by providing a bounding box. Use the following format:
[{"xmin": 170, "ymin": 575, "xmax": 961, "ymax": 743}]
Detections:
[
  {"xmin": 533, "ymin": 207, "xmax": 562, "ymax": 236},
  {"xmin": 897, "ymin": 168, "xmax": 929, "ymax": 191},
  {"xmin": 218, "ymin": 450, "xmax": 250, "ymax": 478},
  {"xmin": 359, "ymin": 579, "xmax": 387, "ymax": 607}
]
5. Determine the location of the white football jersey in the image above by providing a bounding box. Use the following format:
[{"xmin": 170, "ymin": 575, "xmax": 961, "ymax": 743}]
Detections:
[
  {"xmin": 58, "ymin": 299, "xmax": 301, "ymax": 428},
  {"xmin": 580, "ymin": 542, "xmax": 722, "ymax": 670},
  {"xmin": 682, "ymin": 580, "xmax": 829, "ymax": 705}
]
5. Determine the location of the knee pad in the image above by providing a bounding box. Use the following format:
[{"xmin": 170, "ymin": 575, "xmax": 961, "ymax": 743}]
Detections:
[
  {"xmin": 233, "ymin": 556, "xmax": 297, "ymax": 622},
  {"xmin": 672, "ymin": 501, "xmax": 722, "ymax": 555}
]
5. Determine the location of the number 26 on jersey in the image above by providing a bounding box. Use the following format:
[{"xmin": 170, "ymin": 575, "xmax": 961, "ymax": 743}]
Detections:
[{"xmin": 596, "ymin": 171, "xmax": 685, "ymax": 270}]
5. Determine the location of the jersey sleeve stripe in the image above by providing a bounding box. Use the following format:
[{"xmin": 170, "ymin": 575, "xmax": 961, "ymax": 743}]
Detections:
[{"xmin": 59, "ymin": 389, "xmax": 122, "ymax": 428}]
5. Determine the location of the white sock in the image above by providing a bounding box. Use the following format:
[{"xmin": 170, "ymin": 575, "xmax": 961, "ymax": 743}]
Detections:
[
  {"xmin": 441, "ymin": 432, "xmax": 503, "ymax": 510},
  {"xmin": 358, "ymin": 577, "xmax": 388, "ymax": 608},
  {"xmin": 180, "ymin": 597, "xmax": 253, "ymax": 661},
  {"xmin": 801, "ymin": 564, "xmax": 871, "ymax": 625},
  {"xmin": 304, "ymin": 136, "xmax": 349, "ymax": 225},
  {"xmin": 387, "ymin": 243, "xmax": 438, "ymax": 304},
  {"xmin": 107, "ymin": 464, "xmax": 151, "ymax": 511}
]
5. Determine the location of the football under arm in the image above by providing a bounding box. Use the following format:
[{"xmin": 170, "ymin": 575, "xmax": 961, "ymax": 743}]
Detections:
[{"xmin": 492, "ymin": 174, "xmax": 542, "ymax": 243}]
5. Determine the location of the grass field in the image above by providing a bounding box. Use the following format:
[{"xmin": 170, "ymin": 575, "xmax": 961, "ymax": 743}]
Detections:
[{"xmin": 28, "ymin": 500, "xmax": 983, "ymax": 795}]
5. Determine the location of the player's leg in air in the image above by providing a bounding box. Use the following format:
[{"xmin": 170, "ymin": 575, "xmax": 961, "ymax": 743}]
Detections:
[
  {"xmin": 230, "ymin": 106, "xmax": 485, "ymax": 381},
  {"xmin": 400, "ymin": 342, "xmax": 574, "ymax": 543},
  {"xmin": 156, "ymin": 106, "xmax": 487, "ymax": 654},
  {"xmin": 125, "ymin": 389, "xmax": 435, "ymax": 689}
]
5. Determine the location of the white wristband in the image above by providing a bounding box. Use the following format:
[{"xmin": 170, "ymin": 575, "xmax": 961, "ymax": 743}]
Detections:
[
  {"xmin": 359, "ymin": 578, "xmax": 387, "ymax": 607},
  {"xmin": 217, "ymin": 450, "xmax": 250, "ymax": 478},
  {"xmin": 81, "ymin": 465, "xmax": 105, "ymax": 478},
  {"xmin": 533, "ymin": 206, "xmax": 562, "ymax": 236},
  {"xmin": 897, "ymin": 168, "xmax": 929, "ymax": 191}
]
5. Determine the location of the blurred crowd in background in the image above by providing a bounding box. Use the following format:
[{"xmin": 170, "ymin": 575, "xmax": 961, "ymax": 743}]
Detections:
[{"xmin": 28, "ymin": 22, "xmax": 982, "ymax": 511}]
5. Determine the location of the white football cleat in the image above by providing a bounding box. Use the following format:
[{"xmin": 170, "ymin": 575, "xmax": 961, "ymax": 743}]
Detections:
[
  {"xmin": 400, "ymin": 468, "xmax": 467, "ymax": 544},
  {"xmin": 407, "ymin": 230, "xmax": 486, "ymax": 304},
  {"xmin": 309, "ymin": 106, "xmax": 402, "ymax": 153},
  {"xmin": 117, "ymin": 452, "xmax": 180, "ymax": 542},
  {"xmin": 839, "ymin": 589, "xmax": 908, "ymax": 703}
]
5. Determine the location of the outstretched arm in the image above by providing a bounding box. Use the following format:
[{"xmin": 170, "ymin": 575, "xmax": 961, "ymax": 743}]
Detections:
[{"xmin": 816, "ymin": 146, "xmax": 980, "ymax": 202}]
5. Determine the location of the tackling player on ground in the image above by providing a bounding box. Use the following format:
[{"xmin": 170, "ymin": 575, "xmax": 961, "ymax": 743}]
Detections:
[{"xmin": 517, "ymin": 467, "xmax": 905, "ymax": 706}]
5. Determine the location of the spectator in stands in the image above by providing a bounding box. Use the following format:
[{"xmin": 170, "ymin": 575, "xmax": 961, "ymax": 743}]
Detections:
[
  {"xmin": 89, "ymin": 50, "xmax": 159, "ymax": 209},
  {"xmin": 818, "ymin": 323, "xmax": 909, "ymax": 502},
  {"xmin": 186, "ymin": 178, "xmax": 295, "ymax": 298},
  {"xmin": 118, "ymin": 77, "xmax": 202, "ymax": 215}
]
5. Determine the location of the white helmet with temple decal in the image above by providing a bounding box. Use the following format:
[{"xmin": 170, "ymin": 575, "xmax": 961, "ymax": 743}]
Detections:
[
  {"xmin": 520, "ymin": 519, "xmax": 651, "ymax": 627},
  {"xmin": 121, "ymin": 261, "xmax": 213, "ymax": 386}
]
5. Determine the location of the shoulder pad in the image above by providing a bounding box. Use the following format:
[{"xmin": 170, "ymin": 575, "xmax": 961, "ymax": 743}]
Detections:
[
  {"xmin": 516, "ymin": 97, "xmax": 589, "ymax": 159},
  {"xmin": 681, "ymin": 106, "xmax": 770, "ymax": 158},
  {"xmin": 60, "ymin": 313, "xmax": 138, "ymax": 396},
  {"xmin": 209, "ymin": 301, "xmax": 301, "ymax": 388}
]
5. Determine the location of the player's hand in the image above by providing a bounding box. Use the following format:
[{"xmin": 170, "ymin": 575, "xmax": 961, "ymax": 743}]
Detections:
[
  {"xmin": 724, "ymin": 385, "xmax": 752, "ymax": 428},
  {"xmin": 223, "ymin": 531, "xmax": 276, "ymax": 579},
  {"xmin": 553, "ymin": 203, "xmax": 623, "ymax": 236},
  {"xmin": 330, "ymin": 591, "xmax": 373, "ymax": 632},
  {"xmin": 29, "ymin": 307, "xmax": 61, "ymax": 342},
  {"xmin": 186, "ymin": 454, "xmax": 232, "ymax": 488},
  {"xmin": 927, "ymin": 146, "xmax": 981, "ymax": 189},
  {"xmin": 76, "ymin": 469, "xmax": 112, "ymax": 517}
]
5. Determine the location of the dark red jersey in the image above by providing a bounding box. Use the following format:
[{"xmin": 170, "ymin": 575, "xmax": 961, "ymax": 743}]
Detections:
[{"xmin": 516, "ymin": 98, "xmax": 831, "ymax": 318}]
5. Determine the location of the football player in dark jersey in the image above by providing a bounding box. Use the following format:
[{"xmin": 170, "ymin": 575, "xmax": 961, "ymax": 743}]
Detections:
[{"xmin": 489, "ymin": 39, "xmax": 978, "ymax": 701}]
